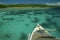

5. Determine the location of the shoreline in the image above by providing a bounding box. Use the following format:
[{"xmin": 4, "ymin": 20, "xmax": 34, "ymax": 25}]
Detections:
[{"xmin": 0, "ymin": 7, "xmax": 51, "ymax": 10}]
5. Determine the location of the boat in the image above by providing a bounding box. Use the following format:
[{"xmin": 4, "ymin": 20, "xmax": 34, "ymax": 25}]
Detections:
[{"xmin": 28, "ymin": 24, "xmax": 59, "ymax": 40}]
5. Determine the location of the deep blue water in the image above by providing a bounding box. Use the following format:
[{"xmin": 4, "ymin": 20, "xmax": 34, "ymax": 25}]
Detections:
[{"xmin": 0, "ymin": 8, "xmax": 60, "ymax": 40}]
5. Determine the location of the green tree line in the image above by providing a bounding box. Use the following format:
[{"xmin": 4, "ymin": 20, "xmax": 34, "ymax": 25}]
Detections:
[{"xmin": 0, "ymin": 4, "xmax": 59, "ymax": 8}]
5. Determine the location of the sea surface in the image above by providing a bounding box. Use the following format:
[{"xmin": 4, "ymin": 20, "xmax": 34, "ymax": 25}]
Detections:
[{"xmin": 0, "ymin": 7, "xmax": 60, "ymax": 40}]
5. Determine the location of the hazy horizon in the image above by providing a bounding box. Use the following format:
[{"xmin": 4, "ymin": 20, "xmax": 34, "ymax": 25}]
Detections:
[{"xmin": 0, "ymin": 0, "xmax": 60, "ymax": 4}]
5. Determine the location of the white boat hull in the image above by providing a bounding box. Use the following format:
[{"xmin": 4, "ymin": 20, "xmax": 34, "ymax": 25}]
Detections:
[{"xmin": 28, "ymin": 24, "xmax": 58, "ymax": 40}]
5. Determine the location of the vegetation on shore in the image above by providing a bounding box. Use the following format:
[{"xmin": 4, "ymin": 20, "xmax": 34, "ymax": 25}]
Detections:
[{"xmin": 0, "ymin": 4, "xmax": 59, "ymax": 8}]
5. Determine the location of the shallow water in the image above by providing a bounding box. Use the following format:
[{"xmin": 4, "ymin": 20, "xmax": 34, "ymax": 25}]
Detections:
[{"xmin": 0, "ymin": 8, "xmax": 60, "ymax": 40}]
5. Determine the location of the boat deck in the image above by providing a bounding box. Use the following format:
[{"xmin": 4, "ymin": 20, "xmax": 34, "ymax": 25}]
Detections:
[
  {"xmin": 31, "ymin": 30, "xmax": 58, "ymax": 40},
  {"xmin": 29, "ymin": 24, "xmax": 59, "ymax": 40}
]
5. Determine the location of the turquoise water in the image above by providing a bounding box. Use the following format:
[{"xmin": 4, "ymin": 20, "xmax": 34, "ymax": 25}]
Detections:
[{"xmin": 0, "ymin": 8, "xmax": 60, "ymax": 40}]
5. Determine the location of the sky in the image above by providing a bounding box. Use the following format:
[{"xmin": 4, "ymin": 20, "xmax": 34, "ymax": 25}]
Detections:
[{"xmin": 0, "ymin": 0, "xmax": 60, "ymax": 4}]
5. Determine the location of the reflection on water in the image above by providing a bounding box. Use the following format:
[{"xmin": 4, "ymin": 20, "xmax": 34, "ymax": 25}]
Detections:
[{"xmin": 0, "ymin": 7, "xmax": 60, "ymax": 40}]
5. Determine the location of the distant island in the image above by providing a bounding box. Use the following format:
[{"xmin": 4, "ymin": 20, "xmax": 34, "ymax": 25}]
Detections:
[{"xmin": 0, "ymin": 4, "xmax": 60, "ymax": 8}]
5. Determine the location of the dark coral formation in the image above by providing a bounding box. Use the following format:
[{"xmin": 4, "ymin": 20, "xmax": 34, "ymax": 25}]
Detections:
[
  {"xmin": 5, "ymin": 10, "xmax": 27, "ymax": 15},
  {"xmin": 20, "ymin": 33, "xmax": 27, "ymax": 40},
  {"xmin": 27, "ymin": 15, "xmax": 31, "ymax": 19},
  {"xmin": 5, "ymin": 11, "xmax": 15, "ymax": 15},
  {"xmin": 4, "ymin": 33, "xmax": 12, "ymax": 38},
  {"xmin": 50, "ymin": 22, "xmax": 57, "ymax": 26},
  {"xmin": 27, "ymin": 13, "xmax": 32, "ymax": 15},
  {"xmin": 53, "ymin": 15, "xmax": 60, "ymax": 18},
  {"xmin": 2, "ymin": 18, "xmax": 14, "ymax": 20},
  {"xmin": 31, "ymin": 17, "xmax": 39, "ymax": 23},
  {"xmin": 41, "ymin": 23, "xmax": 50, "ymax": 28},
  {"xmin": 26, "ymin": 23, "xmax": 29, "ymax": 26},
  {"xmin": 1, "ymin": 16, "xmax": 4, "ymax": 17},
  {"xmin": 16, "ymin": 10, "xmax": 27, "ymax": 15},
  {"xmin": 34, "ymin": 11, "xmax": 42, "ymax": 15},
  {"xmin": 46, "ymin": 17, "xmax": 51, "ymax": 22}
]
